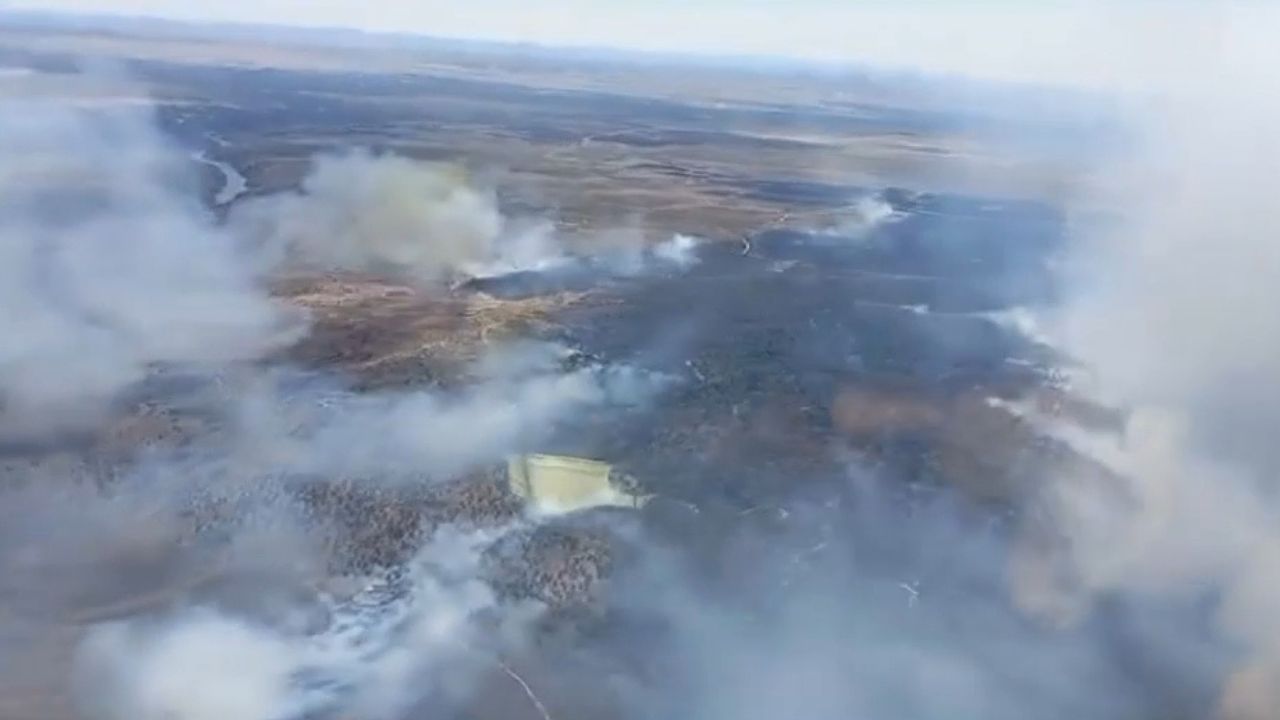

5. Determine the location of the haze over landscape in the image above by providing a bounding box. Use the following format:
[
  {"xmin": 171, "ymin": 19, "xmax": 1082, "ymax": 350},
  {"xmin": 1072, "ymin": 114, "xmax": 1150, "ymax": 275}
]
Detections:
[
  {"xmin": 11, "ymin": 0, "xmax": 1278, "ymax": 86},
  {"xmin": 1, "ymin": 2, "xmax": 1278, "ymax": 720}
]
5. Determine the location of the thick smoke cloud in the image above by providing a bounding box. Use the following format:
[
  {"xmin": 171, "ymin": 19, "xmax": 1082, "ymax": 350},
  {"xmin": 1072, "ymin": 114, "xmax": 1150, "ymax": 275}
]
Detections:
[
  {"xmin": 0, "ymin": 99, "xmax": 303, "ymax": 439},
  {"xmin": 232, "ymin": 149, "xmax": 705, "ymax": 287},
  {"xmin": 73, "ymin": 527, "xmax": 524, "ymax": 720},
  {"xmin": 231, "ymin": 150, "xmax": 504, "ymax": 284},
  {"xmin": 1008, "ymin": 7, "xmax": 1280, "ymax": 719}
]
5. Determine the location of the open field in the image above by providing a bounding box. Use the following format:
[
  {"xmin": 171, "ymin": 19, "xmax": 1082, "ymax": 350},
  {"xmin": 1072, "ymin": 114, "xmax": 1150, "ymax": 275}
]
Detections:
[{"xmin": 0, "ymin": 20, "xmax": 1082, "ymax": 240}]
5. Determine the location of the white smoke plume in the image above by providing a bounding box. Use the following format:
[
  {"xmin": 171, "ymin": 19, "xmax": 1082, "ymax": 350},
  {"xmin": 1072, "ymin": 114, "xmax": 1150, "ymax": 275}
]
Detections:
[
  {"xmin": 466, "ymin": 219, "xmax": 571, "ymax": 277},
  {"xmin": 1008, "ymin": 5, "xmax": 1280, "ymax": 718},
  {"xmin": 0, "ymin": 98, "xmax": 304, "ymax": 439},
  {"xmin": 73, "ymin": 527, "xmax": 524, "ymax": 720},
  {"xmin": 649, "ymin": 233, "xmax": 703, "ymax": 271},
  {"xmin": 465, "ymin": 229, "xmax": 706, "ymax": 286},
  {"xmin": 830, "ymin": 194, "xmax": 901, "ymax": 239},
  {"xmin": 224, "ymin": 354, "xmax": 670, "ymax": 481},
  {"xmin": 76, "ymin": 611, "xmax": 304, "ymax": 720},
  {"xmin": 588, "ymin": 230, "xmax": 706, "ymax": 277},
  {"xmin": 231, "ymin": 149, "xmax": 504, "ymax": 284},
  {"xmin": 233, "ymin": 149, "xmax": 704, "ymax": 286}
]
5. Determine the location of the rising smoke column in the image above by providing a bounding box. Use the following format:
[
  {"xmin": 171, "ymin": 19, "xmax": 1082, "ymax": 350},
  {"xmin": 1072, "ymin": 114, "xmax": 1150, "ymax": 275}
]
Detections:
[
  {"xmin": 230, "ymin": 150, "xmax": 505, "ymax": 284},
  {"xmin": 230, "ymin": 148, "xmax": 708, "ymax": 287}
]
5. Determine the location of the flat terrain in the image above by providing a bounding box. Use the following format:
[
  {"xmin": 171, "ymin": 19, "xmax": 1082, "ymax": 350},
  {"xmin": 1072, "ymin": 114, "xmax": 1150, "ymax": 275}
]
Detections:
[
  {"xmin": 0, "ymin": 19, "xmax": 1151, "ymax": 720},
  {"xmin": 0, "ymin": 21, "xmax": 1080, "ymax": 241}
]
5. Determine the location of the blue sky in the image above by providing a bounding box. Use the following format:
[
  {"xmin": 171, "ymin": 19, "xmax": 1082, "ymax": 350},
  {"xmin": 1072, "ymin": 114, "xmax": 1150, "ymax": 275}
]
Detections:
[{"xmin": 5, "ymin": 1, "xmax": 1274, "ymax": 87}]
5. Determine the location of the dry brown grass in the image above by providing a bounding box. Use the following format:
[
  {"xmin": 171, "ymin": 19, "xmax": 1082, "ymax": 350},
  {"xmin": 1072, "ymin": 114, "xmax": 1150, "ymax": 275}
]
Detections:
[
  {"xmin": 828, "ymin": 382, "xmax": 1123, "ymax": 505},
  {"xmin": 273, "ymin": 272, "xmax": 587, "ymax": 387},
  {"xmin": 830, "ymin": 385, "xmax": 946, "ymax": 437},
  {"xmin": 464, "ymin": 291, "xmax": 586, "ymax": 344}
]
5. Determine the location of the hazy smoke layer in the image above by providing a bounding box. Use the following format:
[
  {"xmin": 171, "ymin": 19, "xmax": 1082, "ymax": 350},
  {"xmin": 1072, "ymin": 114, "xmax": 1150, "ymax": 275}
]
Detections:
[
  {"xmin": 225, "ymin": 352, "xmax": 668, "ymax": 481},
  {"xmin": 0, "ymin": 100, "xmax": 302, "ymax": 438},
  {"xmin": 602, "ymin": 471, "xmax": 1153, "ymax": 720},
  {"xmin": 1016, "ymin": 13, "xmax": 1280, "ymax": 720}
]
